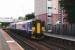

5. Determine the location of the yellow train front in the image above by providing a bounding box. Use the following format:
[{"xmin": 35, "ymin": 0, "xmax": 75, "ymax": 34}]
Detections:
[{"xmin": 32, "ymin": 20, "xmax": 45, "ymax": 39}]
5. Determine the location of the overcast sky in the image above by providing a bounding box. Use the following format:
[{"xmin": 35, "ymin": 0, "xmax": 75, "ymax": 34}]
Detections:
[{"xmin": 0, "ymin": 0, "xmax": 34, "ymax": 19}]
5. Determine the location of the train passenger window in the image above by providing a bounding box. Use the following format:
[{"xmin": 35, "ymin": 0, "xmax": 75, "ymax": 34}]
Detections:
[
  {"xmin": 22, "ymin": 24, "xmax": 26, "ymax": 28},
  {"xmin": 22, "ymin": 24, "xmax": 27, "ymax": 30},
  {"xmin": 28, "ymin": 22, "xmax": 32, "ymax": 30}
]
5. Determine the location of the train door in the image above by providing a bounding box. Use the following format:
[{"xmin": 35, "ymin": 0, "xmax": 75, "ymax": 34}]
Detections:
[{"xmin": 32, "ymin": 20, "xmax": 45, "ymax": 39}]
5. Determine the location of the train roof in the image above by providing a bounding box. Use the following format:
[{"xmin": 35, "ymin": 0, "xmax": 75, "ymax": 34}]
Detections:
[
  {"xmin": 16, "ymin": 19, "xmax": 33, "ymax": 24},
  {"xmin": 10, "ymin": 19, "xmax": 35, "ymax": 25}
]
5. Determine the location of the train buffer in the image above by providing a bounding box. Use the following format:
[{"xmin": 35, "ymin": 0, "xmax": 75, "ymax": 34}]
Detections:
[{"xmin": 0, "ymin": 29, "xmax": 24, "ymax": 50}]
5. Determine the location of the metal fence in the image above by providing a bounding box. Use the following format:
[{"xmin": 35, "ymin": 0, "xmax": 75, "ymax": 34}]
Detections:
[{"xmin": 52, "ymin": 24, "xmax": 75, "ymax": 36}]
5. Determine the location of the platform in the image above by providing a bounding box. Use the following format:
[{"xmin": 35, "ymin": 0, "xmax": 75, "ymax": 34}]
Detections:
[
  {"xmin": 44, "ymin": 33, "xmax": 75, "ymax": 42},
  {"xmin": 0, "ymin": 29, "xmax": 24, "ymax": 50}
]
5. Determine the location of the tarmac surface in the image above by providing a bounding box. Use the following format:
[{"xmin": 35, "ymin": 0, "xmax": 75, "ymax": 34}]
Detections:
[{"xmin": 0, "ymin": 29, "xmax": 24, "ymax": 50}]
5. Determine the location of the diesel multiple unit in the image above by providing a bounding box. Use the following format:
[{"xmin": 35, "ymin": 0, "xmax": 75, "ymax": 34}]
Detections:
[{"xmin": 9, "ymin": 19, "xmax": 45, "ymax": 39}]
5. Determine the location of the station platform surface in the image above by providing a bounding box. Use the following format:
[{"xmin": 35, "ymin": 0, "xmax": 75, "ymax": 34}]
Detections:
[
  {"xmin": 44, "ymin": 33, "xmax": 75, "ymax": 42},
  {"xmin": 0, "ymin": 29, "xmax": 24, "ymax": 50}
]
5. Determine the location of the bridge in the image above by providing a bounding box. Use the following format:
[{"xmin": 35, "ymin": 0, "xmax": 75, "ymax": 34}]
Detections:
[
  {"xmin": 0, "ymin": 18, "xmax": 16, "ymax": 28},
  {"xmin": 0, "ymin": 18, "xmax": 14, "ymax": 23}
]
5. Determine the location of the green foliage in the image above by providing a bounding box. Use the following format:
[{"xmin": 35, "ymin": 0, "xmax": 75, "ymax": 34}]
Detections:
[
  {"xmin": 25, "ymin": 13, "xmax": 35, "ymax": 20},
  {"xmin": 59, "ymin": 0, "xmax": 64, "ymax": 7},
  {"xmin": 60, "ymin": 0, "xmax": 75, "ymax": 23},
  {"xmin": 18, "ymin": 16, "xmax": 24, "ymax": 20},
  {"xmin": 1, "ymin": 22, "xmax": 10, "ymax": 28}
]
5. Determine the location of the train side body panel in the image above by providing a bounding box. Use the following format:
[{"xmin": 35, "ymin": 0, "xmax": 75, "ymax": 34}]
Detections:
[{"xmin": 15, "ymin": 20, "xmax": 33, "ymax": 37}]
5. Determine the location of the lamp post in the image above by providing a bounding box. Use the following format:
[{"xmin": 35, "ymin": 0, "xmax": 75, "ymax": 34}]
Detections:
[{"xmin": 59, "ymin": 0, "xmax": 64, "ymax": 24}]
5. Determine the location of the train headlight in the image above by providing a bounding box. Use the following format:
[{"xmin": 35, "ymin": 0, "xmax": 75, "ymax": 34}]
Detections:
[
  {"xmin": 42, "ymin": 27, "xmax": 45, "ymax": 32},
  {"xmin": 32, "ymin": 27, "xmax": 35, "ymax": 32}
]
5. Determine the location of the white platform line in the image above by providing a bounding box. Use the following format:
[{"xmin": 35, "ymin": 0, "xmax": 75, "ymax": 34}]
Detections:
[
  {"xmin": 6, "ymin": 41, "xmax": 15, "ymax": 43},
  {"xmin": 6, "ymin": 40, "xmax": 24, "ymax": 50}
]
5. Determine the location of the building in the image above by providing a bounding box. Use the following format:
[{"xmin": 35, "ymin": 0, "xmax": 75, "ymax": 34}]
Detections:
[
  {"xmin": 35, "ymin": 0, "xmax": 69, "ymax": 25},
  {"xmin": 35, "ymin": 0, "xmax": 59, "ymax": 25}
]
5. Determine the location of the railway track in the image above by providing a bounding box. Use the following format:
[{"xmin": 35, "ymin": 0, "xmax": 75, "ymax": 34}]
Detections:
[
  {"xmin": 5, "ymin": 30, "xmax": 75, "ymax": 50},
  {"xmin": 41, "ymin": 36, "xmax": 75, "ymax": 50},
  {"xmin": 6, "ymin": 30, "xmax": 52, "ymax": 50},
  {"xmin": 34, "ymin": 37, "xmax": 67, "ymax": 50}
]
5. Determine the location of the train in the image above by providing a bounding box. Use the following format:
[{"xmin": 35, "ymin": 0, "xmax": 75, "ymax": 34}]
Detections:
[{"xmin": 9, "ymin": 19, "xmax": 45, "ymax": 39}]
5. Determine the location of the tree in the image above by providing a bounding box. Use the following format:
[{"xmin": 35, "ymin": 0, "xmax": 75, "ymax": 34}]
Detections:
[
  {"xmin": 1, "ymin": 22, "xmax": 10, "ymax": 28},
  {"xmin": 25, "ymin": 13, "xmax": 35, "ymax": 20},
  {"xmin": 18, "ymin": 16, "xmax": 24, "ymax": 20},
  {"xmin": 60, "ymin": 0, "xmax": 75, "ymax": 23}
]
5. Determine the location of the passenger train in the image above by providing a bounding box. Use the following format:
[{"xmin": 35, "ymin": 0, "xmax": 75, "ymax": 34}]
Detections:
[{"xmin": 9, "ymin": 19, "xmax": 45, "ymax": 39}]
